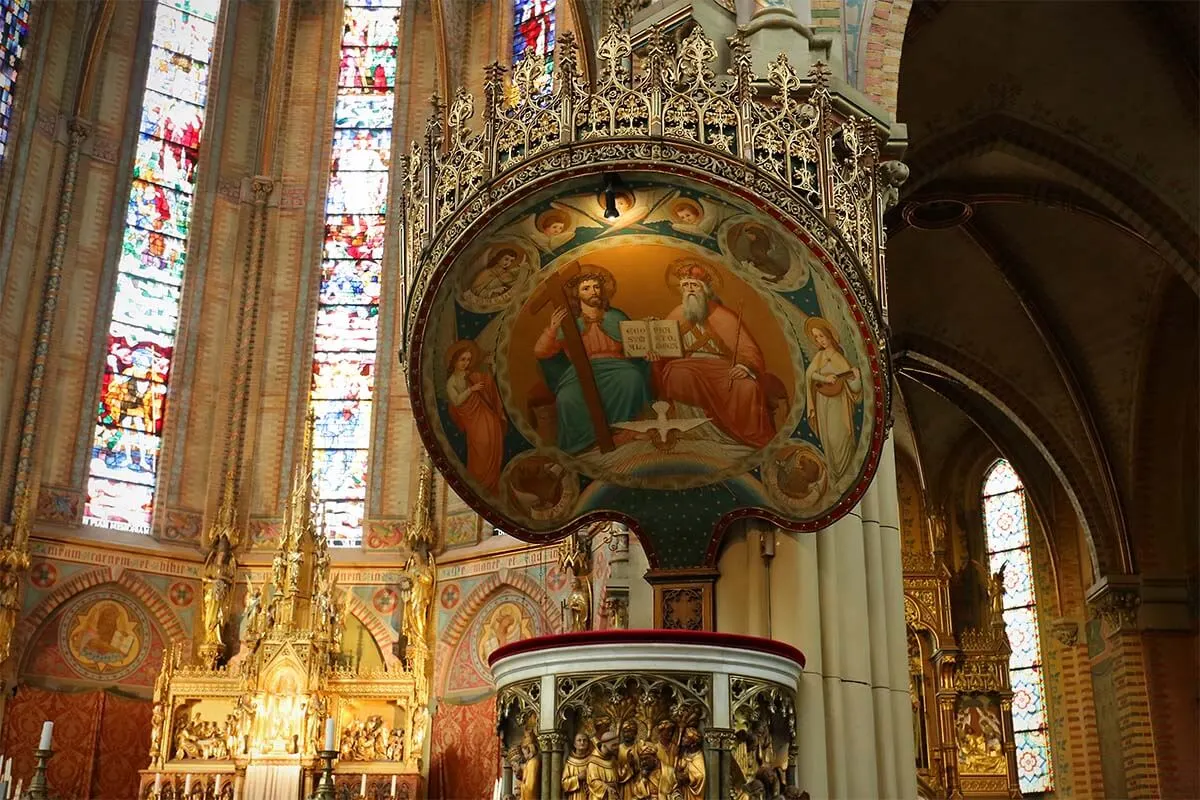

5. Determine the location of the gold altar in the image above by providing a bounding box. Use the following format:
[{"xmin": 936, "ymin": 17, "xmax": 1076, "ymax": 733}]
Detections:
[{"xmin": 138, "ymin": 425, "xmax": 428, "ymax": 800}]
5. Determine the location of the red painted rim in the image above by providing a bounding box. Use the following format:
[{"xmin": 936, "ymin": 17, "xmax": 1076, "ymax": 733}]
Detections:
[{"xmin": 488, "ymin": 628, "xmax": 806, "ymax": 668}]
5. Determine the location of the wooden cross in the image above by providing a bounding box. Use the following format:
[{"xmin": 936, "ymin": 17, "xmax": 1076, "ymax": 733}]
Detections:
[{"xmin": 530, "ymin": 261, "xmax": 616, "ymax": 453}]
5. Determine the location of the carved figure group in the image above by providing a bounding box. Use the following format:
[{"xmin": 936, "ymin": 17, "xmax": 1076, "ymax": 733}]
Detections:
[
  {"xmin": 561, "ymin": 720, "xmax": 706, "ymax": 800},
  {"xmin": 174, "ymin": 712, "xmax": 231, "ymax": 760},
  {"xmin": 340, "ymin": 715, "xmax": 405, "ymax": 762}
]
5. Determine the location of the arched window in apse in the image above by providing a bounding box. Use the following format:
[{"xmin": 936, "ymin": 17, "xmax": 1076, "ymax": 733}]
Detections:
[
  {"xmin": 310, "ymin": 0, "xmax": 401, "ymax": 547},
  {"xmin": 0, "ymin": 0, "xmax": 31, "ymax": 167},
  {"xmin": 512, "ymin": 0, "xmax": 556, "ymax": 91},
  {"xmin": 982, "ymin": 459, "xmax": 1055, "ymax": 793},
  {"xmin": 86, "ymin": 0, "xmax": 223, "ymax": 533}
]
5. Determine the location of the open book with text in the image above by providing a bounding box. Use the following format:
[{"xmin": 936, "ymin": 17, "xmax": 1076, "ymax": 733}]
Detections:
[{"xmin": 619, "ymin": 319, "xmax": 683, "ymax": 358}]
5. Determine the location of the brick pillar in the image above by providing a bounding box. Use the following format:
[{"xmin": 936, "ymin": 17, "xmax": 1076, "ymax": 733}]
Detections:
[
  {"xmin": 1087, "ymin": 577, "xmax": 1160, "ymax": 799},
  {"xmin": 1049, "ymin": 617, "xmax": 1105, "ymax": 799}
]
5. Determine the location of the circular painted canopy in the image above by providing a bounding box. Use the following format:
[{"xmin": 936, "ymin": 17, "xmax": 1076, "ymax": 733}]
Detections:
[{"xmin": 410, "ymin": 171, "xmax": 888, "ymax": 567}]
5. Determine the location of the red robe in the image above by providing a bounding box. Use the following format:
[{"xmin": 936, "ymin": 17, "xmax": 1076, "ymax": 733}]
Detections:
[
  {"xmin": 448, "ymin": 371, "xmax": 507, "ymax": 493},
  {"xmin": 654, "ymin": 302, "xmax": 777, "ymax": 448}
]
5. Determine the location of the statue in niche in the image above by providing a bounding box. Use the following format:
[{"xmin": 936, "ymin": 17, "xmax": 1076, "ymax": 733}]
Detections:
[
  {"xmin": 628, "ymin": 744, "xmax": 660, "ymax": 800},
  {"xmin": 561, "ymin": 733, "xmax": 593, "ymax": 800},
  {"xmin": 676, "ymin": 727, "xmax": 706, "ymax": 800},
  {"xmin": 567, "ymin": 577, "xmax": 591, "ymax": 632},
  {"xmin": 403, "ymin": 549, "xmax": 435, "ymax": 645},
  {"xmin": 201, "ymin": 533, "xmax": 235, "ymax": 647},
  {"xmin": 586, "ymin": 729, "xmax": 621, "ymax": 800},
  {"xmin": 988, "ymin": 563, "xmax": 1007, "ymax": 626},
  {"xmin": 510, "ymin": 730, "xmax": 540, "ymax": 800}
]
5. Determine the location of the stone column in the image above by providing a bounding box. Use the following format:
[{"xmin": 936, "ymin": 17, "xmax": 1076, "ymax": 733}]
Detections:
[
  {"xmin": 764, "ymin": 437, "xmax": 915, "ymax": 799},
  {"xmin": 1086, "ymin": 577, "xmax": 1160, "ymax": 799},
  {"xmin": 539, "ymin": 731, "xmax": 565, "ymax": 800}
]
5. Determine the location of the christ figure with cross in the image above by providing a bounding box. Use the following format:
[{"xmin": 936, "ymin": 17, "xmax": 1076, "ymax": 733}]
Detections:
[{"xmin": 532, "ymin": 267, "xmax": 654, "ymax": 454}]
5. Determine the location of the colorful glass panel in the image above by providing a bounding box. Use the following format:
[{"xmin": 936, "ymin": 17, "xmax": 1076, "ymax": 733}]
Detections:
[
  {"xmin": 987, "ymin": 545, "xmax": 1034, "ymax": 609},
  {"xmin": 1013, "ymin": 729, "xmax": 1053, "ymax": 795},
  {"xmin": 1010, "ymin": 667, "xmax": 1047, "ymax": 730},
  {"xmin": 0, "ymin": 0, "xmax": 31, "ymax": 166},
  {"xmin": 982, "ymin": 459, "xmax": 1054, "ymax": 792},
  {"xmin": 311, "ymin": 0, "xmax": 400, "ymax": 547},
  {"xmin": 512, "ymin": 0, "xmax": 556, "ymax": 91},
  {"xmin": 86, "ymin": 0, "xmax": 220, "ymax": 532}
]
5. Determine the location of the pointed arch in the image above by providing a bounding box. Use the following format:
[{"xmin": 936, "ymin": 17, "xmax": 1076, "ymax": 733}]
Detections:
[
  {"xmin": 982, "ymin": 459, "xmax": 1054, "ymax": 793},
  {"xmin": 13, "ymin": 567, "xmax": 188, "ymax": 665}
]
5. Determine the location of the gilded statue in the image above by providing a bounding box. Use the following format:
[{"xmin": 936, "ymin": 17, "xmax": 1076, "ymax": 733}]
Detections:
[
  {"xmin": 562, "ymin": 733, "xmax": 593, "ymax": 800},
  {"xmin": 567, "ymin": 576, "xmax": 591, "ymax": 632},
  {"xmin": 306, "ymin": 694, "xmax": 328, "ymax": 753},
  {"xmin": 586, "ymin": 730, "xmax": 621, "ymax": 800},
  {"xmin": 601, "ymin": 594, "xmax": 629, "ymax": 630},
  {"xmin": 340, "ymin": 715, "xmax": 402, "ymax": 761},
  {"xmin": 653, "ymin": 720, "xmax": 678, "ymax": 797},
  {"xmin": 628, "ymin": 744, "xmax": 660, "ymax": 800},
  {"xmin": 201, "ymin": 533, "xmax": 235, "ymax": 648},
  {"xmin": 676, "ymin": 728, "xmax": 706, "ymax": 800},
  {"xmin": 510, "ymin": 732, "xmax": 540, "ymax": 800},
  {"xmin": 243, "ymin": 583, "xmax": 264, "ymax": 639},
  {"xmin": 174, "ymin": 712, "xmax": 230, "ymax": 760},
  {"xmin": 989, "ymin": 564, "xmax": 1007, "ymax": 623},
  {"xmin": 403, "ymin": 549, "xmax": 435, "ymax": 645},
  {"xmin": 148, "ymin": 702, "xmax": 165, "ymax": 764}
]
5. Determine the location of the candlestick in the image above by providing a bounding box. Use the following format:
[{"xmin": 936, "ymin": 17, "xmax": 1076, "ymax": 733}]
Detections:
[
  {"xmin": 26, "ymin": 748, "xmax": 52, "ymax": 800},
  {"xmin": 313, "ymin": 749, "xmax": 338, "ymax": 800},
  {"xmin": 37, "ymin": 722, "xmax": 53, "ymax": 750},
  {"xmin": 324, "ymin": 716, "xmax": 336, "ymax": 751}
]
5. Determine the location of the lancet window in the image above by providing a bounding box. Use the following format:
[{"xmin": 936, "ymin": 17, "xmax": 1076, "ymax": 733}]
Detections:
[
  {"xmin": 0, "ymin": 0, "xmax": 31, "ymax": 166},
  {"xmin": 982, "ymin": 459, "xmax": 1054, "ymax": 793},
  {"xmin": 310, "ymin": 0, "xmax": 401, "ymax": 547},
  {"xmin": 512, "ymin": 0, "xmax": 556, "ymax": 90},
  {"xmin": 85, "ymin": 0, "xmax": 222, "ymax": 533}
]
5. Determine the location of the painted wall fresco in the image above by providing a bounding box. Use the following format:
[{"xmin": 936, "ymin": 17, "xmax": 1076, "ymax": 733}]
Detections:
[
  {"xmin": 417, "ymin": 176, "xmax": 882, "ymax": 566},
  {"xmin": 22, "ymin": 586, "xmax": 166, "ymax": 690}
]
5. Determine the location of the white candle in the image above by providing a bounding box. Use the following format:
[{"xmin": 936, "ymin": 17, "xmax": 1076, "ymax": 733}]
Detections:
[
  {"xmin": 359, "ymin": 773, "xmax": 367, "ymax": 796},
  {"xmin": 38, "ymin": 721, "xmax": 53, "ymax": 750},
  {"xmin": 154, "ymin": 773, "xmax": 163, "ymax": 792},
  {"xmin": 184, "ymin": 774, "xmax": 192, "ymax": 794},
  {"xmin": 324, "ymin": 717, "xmax": 336, "ymax": 751},
  {"xmin": 390, "ymin": 775, "xmax": 397, "ymax": 798},
  {"xmin": 214, "ymin": 774, "xmax": 222, "ymax": 793},
  {"xmin": 3, "ymin": 756, "xmax": 11, "ymax": 779},
  {"xmin": 11, "ymin": 782, "xmax": 18, "ymax": 800}
]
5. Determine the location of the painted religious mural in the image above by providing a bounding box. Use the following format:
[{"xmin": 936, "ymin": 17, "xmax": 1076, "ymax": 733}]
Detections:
[{"xmin": 415, "ymin": 176, "xmax": 884, "ymax": 564}]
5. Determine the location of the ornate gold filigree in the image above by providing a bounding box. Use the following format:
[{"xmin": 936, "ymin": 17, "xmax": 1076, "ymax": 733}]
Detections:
[{"xmin": 399, "ymin": 25, "xmax": 896, "ymax": 419}]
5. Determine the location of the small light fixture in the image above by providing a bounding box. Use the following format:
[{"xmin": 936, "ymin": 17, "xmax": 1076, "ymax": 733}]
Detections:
[{"xmin": 602, "ymin": 173, "xmax": 626, "ymax": 219}]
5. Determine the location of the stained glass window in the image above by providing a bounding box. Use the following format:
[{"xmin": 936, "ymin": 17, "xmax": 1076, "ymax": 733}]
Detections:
[
  {"xmin": 512, "ymin": 0, "xmax": 556, "ymax": 91},
  {"xmin": 311, "ymin": 0, "xmax": 401, "ymax": 547},
  {"xmin": 85, "ymin": 0, "xmax": 222, "ymax": 533},
  {"xmin": 983, "ymin": 459, "xmax": 1055, "ymax": 793},
  {"xmin": 0, "ymin": 0, "xmax": 30, "ymax": 166}
]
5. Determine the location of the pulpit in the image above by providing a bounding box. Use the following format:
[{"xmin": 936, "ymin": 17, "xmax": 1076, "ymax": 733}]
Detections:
[{"xmin": 489, "ymin": 630, "xmax": 807, "ymax": 800}]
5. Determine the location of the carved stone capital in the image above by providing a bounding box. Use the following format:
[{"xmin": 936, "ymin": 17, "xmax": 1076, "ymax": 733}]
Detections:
[
  {"xmin": 250, "ymin": 176, "xmax": 275, "ymax": 202},
  {"xmin": 67, "ymin": 117, "xmax": 93, "ymax": 141},
  {"xmin": 1049, "ymin": 617, "xmax": 1080, "ymax": 647},
  {"xmin": 537, "ymin": 731, "xmax": 565, "ymax": 752},
  {"xmin": 702, "ymin": 728, "xmax": 736, "ymax": 750},
  {"xmin": 1087, "ymin": 576, "xmax": 1141, "ymax": 634}
]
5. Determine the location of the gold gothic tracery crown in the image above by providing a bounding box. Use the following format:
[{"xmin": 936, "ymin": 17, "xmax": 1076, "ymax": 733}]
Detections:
[{"xmin": 399, "ymin": 23, "xmax": 904, "ymax": 413}]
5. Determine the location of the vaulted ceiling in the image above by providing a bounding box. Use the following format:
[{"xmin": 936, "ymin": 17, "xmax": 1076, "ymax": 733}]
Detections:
[{"xmin": 887, "ymin": 0, "xmax": 1199, "ymax": 577}]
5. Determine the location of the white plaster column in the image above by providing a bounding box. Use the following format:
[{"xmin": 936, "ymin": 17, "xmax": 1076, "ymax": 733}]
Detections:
[{"xmin": 737, "ymin": 436, "xmax": 913, "ymax": 799}]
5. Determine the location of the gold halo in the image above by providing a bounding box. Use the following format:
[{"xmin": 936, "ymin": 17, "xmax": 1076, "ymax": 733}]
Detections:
[
  {"xmin": 446, "ymin": 338, "xmax": 483, "ymax": 371},
  {"xmin": 803, "ymin": 315, "xmax": 840, "ymax": 345}
]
